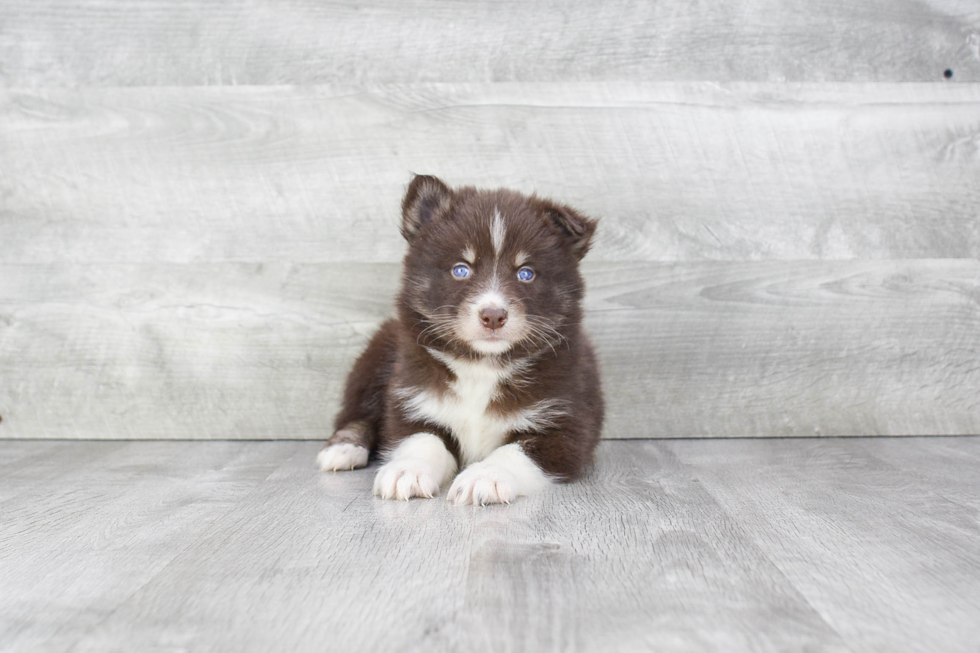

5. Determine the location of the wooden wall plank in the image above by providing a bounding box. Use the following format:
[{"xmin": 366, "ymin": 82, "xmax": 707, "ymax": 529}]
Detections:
[
  {"xmin": 0, "ymin": 262, "xmax": 398, "ymax": 440},
  {"xmin": 589, "ymin": 259, "xmax": 980, "ymax": 437},
  {"xmin": 2, "ymin": 84, "xmax": 979, "ymax": 264},
  {"xmin": 2, "ymin": 260, "xmax": 977, "ymax": 439},
  {"xmin": 1, "ymin": 1, "xmax": 978, "ymax": 86}
]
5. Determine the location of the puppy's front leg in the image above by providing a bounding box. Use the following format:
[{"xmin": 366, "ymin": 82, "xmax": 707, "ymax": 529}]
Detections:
[
  {"xmin": 447, "ymin": 442, "xmax": 553, "ymax": 506},
  {"xmin": 373, "ymin": 432, "xmax": 458, "ymax": 501}
]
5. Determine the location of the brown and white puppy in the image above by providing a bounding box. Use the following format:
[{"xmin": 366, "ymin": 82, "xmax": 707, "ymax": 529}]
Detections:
[{"xmin": 317, "ymin": 175, "xmax": 604, "ymax": 505}]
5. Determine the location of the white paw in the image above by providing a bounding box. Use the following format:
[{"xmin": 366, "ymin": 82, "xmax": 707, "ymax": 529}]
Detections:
[
  {"xmin": 373, "ymin": 460, "xmax": 444, "ymax": 501},
  {"xmin": 447, "ymin": 461, "xmax": 518, "ymax": 506},
  {"xmin": 317, "ymin": 443, "xmax": 369, "ymax": 472}
]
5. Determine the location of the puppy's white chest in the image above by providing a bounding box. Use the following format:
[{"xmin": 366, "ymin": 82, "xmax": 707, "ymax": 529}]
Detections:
[{"xmin": 403, "ymin": 354, "xmax": 514, "ymax": 465}]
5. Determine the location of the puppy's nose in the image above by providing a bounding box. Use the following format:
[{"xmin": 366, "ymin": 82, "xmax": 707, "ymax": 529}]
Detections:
[{"xmin": 479, "ymin": 307, "xmax": 508, "ymax": 331}]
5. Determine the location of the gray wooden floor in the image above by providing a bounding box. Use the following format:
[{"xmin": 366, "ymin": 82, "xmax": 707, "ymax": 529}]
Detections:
[{"xmin": 2, "ymin": 438, "xmax": 978, "ymax": 652}]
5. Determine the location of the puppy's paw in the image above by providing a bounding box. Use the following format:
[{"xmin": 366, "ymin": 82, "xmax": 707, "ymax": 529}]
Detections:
[
  {"xmin": 317, "ymin": 443, "xmax": 369, "ymax": 472},
  {"xmin": 447, "ymin": 462, "xmax": 517, "ymax": 506},
  {"xmin": 373, "ymin": 460, "xmax": 443, "ymax": 500}
]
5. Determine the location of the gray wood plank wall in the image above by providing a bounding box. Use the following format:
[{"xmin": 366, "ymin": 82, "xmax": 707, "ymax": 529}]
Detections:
[
  {"xmin": 3, "ymin": 84, "xmax": 979, "ymax": 264},
  {"xmin": 1, "ymin": 2, "xmax": 979, "ymax": 439},
  {"xmin": 3, "ymin": 1, "xmax": 979, "ymax": 85}
]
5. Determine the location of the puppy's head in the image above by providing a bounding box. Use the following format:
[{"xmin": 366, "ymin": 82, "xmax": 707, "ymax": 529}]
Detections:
[{"xmin": 397, "ymin": 175, "xmax": 597, "ymax": 358}]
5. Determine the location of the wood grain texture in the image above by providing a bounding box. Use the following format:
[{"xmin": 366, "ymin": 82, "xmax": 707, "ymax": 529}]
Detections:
[
  {"xmin": 2, "ymin": 259, "xmax": 977, "ymax": 439},
  {"xmin": 1, "ymin": 0, "xmax": 978, "ymax": 86},
  {"xmin": 851, "ymin": 436, "xmax": 980, "ymax": 508},
  {"xmin": 0, "ymin": 262, "xmax": 395, "ymax": 440},
  {"xmin": 667, "ymin": 437, "xmax": 980, "ymax": 653},
  {"xmin": 0, "ymin": 440, "xmax": 849, "ymax": 653},
  {"xmin": 588, "ymin": 259, "xmax": 980, "ymax": 437},
  {"xmin": 0, "ymin": 440, "xmax": 125, "ymax": 503},
  {"xmin": 0, "ymin": 440, "xmax": 297, "ymax": 653},
  {"xmin": 3, "ymin": 83, "xmax": 979, "ymax": 264},
  {"xmin": 3, "ymin": 438, "xmax": 978, "ymax": 652}
]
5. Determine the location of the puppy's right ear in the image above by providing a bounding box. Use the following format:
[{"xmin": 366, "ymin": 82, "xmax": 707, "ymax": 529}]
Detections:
[{"xmin": 401, "ymin": 174, "xmax": 453, "ymax": 241}]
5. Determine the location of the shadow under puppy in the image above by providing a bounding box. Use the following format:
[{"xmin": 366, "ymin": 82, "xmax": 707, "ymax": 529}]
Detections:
[{"xmin": 318, "ymin": 175, "xmax": 604, "ymax": 505}]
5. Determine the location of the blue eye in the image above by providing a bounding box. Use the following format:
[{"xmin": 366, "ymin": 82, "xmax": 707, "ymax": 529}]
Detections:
[
  {"xmin": 517, "ymin": 267, "xmax": 535, "ymax": 281},
  {"xmin": 452, "ymin": 264, "xmax": 471, "ymax": 278}
]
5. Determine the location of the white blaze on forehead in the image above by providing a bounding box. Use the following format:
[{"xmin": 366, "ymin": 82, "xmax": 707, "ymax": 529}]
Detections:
[
  {"xmin": 472, "ymin": 289, "xmax": 507, "ymax": 311},
  {"xmin": 491, "ymin": 207, "xmax": 506, "ymax": 257}
]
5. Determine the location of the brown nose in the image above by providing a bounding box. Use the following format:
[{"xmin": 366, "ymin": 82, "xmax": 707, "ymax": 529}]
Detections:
[{"xmin": 479, "ymin": 307, "xmax": 508, "ymax": 331}]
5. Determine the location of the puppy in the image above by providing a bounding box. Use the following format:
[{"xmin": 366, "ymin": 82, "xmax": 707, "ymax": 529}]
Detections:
[{"xmin": 317, "ymin": 175, "xmax": 604, "ymax": 505}]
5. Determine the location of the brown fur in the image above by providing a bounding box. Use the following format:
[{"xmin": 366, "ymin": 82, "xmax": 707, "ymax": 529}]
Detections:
[{"xmin": 325, "ymin": 175, "xmax": 604, "ymax": 481}]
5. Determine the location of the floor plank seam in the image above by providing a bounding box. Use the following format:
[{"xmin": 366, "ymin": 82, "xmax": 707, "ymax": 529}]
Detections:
[
  {"xmin": 58, "ymin": 442, "xmax": 306, "ymax": 649},
  {"xmin": 661, "ymin": 440, "xmax": 858, "ymax": 650}
]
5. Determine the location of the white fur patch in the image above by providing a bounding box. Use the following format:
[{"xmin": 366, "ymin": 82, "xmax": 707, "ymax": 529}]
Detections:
[
  {"xmin": 471, "ymin": 289, "xmax": 507, "ymax": 312},
  {"xmin": 509, "ymin": 399, "xmax": 569, "ymax": 432},
  {"xmin": 469, "ymin": 338, "xmax": 512, "ymax": 355},
  {"xmin": 373, "ymin": 432, "xmax": 457, "ymax": 500},
  {"xmin": 317, "ymin": 443, "xmax": 369, "ymax": 472},
  {"xmin": 399, "ymin": 354, "xmax": 510, "ymax": 465},
  {"xmin": 515, "ymin": 251, "xmax": 529, "ymax": 267},
  {"xmin": 397, "ymin": 351, "xmax": 563, "ymax": 465},
  {"xmin": 447, "ymin": 443, "xmax": 552, "ymax": 505},
  {"xmin": 491, "ymin": 207, "xmax": 506, "ymax": 256},
  {"xmin": 462, "ymin": 246, "xmax": 475, "ymax": 264},
  {"xmin": 461, "ymin": 287, "xmax": 527, "ymax": 354}
]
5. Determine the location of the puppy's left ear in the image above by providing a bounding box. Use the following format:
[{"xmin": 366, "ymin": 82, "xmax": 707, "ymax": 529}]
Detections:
[
  {"xmin": 538, "ymin": 200, "xmax": 598, "ymax": 260},
  {"xmin": 401, "ymin": 174, "xmax": 453, "ymax": 241}
]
